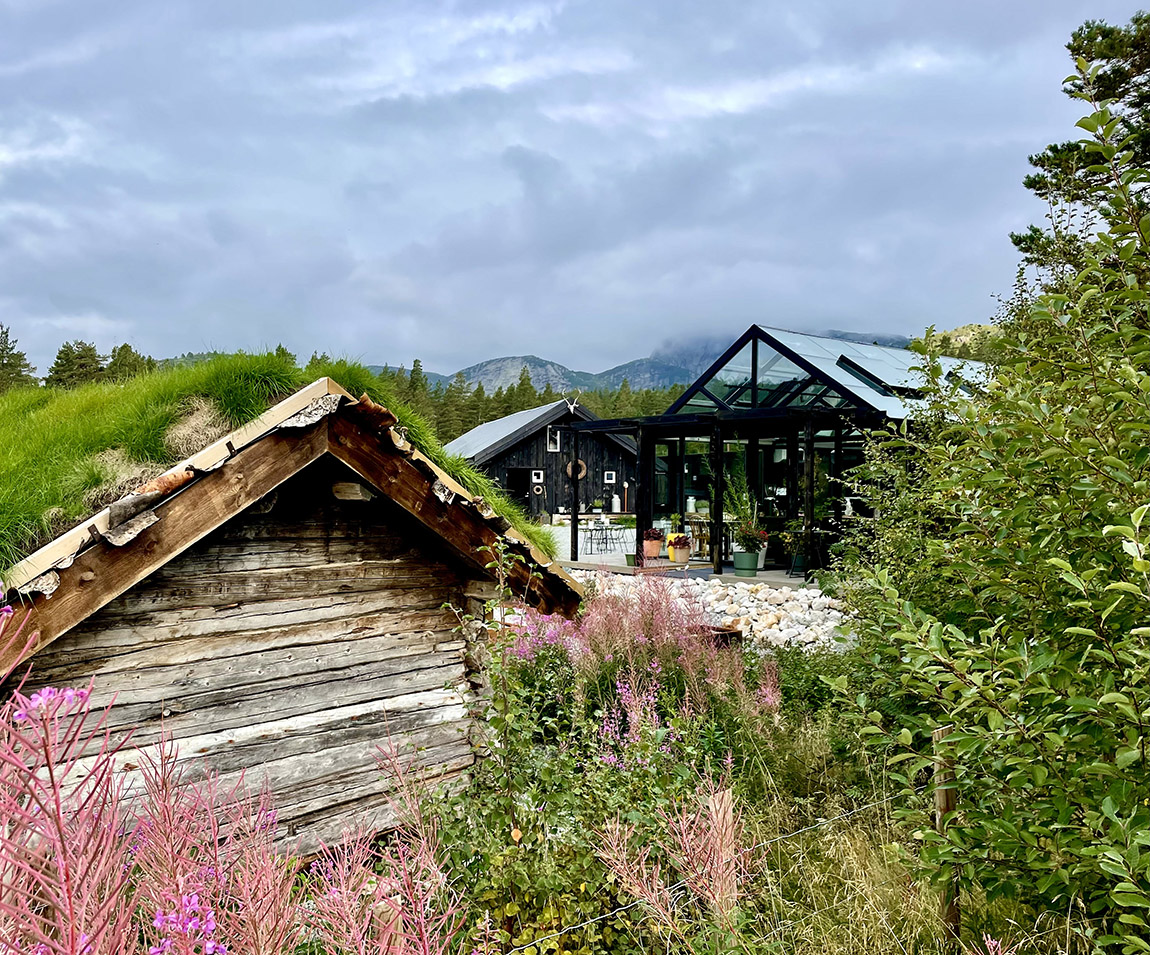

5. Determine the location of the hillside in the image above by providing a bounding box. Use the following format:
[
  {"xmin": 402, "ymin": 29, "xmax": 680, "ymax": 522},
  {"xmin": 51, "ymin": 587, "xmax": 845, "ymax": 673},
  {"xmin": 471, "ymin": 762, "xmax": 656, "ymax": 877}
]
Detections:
[{"xmin": 0, "ymin": 354, "xmax": 554, "ymax": 573}]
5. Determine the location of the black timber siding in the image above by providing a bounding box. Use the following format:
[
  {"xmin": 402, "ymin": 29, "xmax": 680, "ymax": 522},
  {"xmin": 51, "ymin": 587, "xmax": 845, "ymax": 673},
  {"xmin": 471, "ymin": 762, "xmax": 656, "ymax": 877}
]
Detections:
[{"xmin": 478, "ymin": 411, "xmax": 636, "ymax": 516}]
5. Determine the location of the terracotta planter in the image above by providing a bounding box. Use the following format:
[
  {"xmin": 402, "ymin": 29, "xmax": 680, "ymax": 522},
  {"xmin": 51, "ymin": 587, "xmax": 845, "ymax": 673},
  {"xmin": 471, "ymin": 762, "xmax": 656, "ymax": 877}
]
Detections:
[{"xmin": 643, "ymin": 539, "xmax": 663, "ymax": 559}]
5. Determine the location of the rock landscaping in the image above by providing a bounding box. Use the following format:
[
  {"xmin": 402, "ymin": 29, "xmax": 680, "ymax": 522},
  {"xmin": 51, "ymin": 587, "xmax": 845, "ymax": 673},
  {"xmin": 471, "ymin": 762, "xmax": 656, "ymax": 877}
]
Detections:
[{"xmin": 570, "ymin": 571, "xmax": 853, "ymax": 654}]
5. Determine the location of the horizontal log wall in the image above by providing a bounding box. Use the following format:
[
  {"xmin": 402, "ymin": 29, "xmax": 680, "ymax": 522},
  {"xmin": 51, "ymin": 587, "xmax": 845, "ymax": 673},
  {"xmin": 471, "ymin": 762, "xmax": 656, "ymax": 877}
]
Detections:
[{"xmin": 21, "ymin": 459, "xmax": 481, "ymax": 853}]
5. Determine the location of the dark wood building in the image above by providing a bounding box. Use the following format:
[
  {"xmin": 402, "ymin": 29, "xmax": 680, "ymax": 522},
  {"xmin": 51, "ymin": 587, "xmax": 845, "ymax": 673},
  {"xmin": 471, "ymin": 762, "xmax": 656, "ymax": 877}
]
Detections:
[
  {"xmin": 445, "ymin": 399, "xmax": 637, "ymax": 518},
  {"xmin": 3, "ymin": 380, "xmax": 581, "ymax": 853}
]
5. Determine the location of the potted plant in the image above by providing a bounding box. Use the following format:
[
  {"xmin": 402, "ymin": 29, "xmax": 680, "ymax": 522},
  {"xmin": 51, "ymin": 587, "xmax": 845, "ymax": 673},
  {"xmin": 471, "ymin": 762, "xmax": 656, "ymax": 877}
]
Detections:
[
  {"xmin": 732, "ymin": 519, "xmax": 768, "ymax": 577},
  {"xmin": 642, "ymin": 527, "xmax": 664, "ymax": 559},
  {"xmin": 667, "ymin": 533, "xmax": 692, "ymax": 563}
]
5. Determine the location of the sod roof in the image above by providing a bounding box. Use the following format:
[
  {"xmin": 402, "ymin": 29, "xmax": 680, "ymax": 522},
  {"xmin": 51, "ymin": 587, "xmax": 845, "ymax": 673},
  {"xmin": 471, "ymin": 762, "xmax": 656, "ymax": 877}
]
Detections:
[{"xmin": 0, "ymin": 353, "xmax": 556, "ymax": 578}]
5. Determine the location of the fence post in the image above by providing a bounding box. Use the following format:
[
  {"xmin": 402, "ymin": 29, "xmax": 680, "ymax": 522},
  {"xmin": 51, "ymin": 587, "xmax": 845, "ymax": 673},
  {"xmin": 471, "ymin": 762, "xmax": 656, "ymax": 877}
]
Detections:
[{"xmin": 933, "ymin": 724, "xmax": 961, "ymax": 946}]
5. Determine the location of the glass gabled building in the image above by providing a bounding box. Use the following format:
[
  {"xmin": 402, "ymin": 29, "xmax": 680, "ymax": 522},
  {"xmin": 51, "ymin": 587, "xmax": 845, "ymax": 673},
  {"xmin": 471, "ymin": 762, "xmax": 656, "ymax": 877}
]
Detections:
[{"xmin": 568, "ymin": 324, "xmax": 983, "ymax": 574}]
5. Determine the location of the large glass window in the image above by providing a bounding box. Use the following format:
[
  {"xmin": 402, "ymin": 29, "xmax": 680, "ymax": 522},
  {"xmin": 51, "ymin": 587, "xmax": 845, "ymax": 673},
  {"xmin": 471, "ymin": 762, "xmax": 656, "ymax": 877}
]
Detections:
[{"xmin": 672, "ymin": 335, "xmax": 851, "ymax": 414}]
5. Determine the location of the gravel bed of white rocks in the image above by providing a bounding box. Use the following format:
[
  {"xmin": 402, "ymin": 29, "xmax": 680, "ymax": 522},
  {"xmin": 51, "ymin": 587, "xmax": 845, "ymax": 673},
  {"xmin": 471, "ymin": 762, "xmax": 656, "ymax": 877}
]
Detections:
[{"xmin": 570, "ymin": 571, "xmax": 854, "ymax": 655}]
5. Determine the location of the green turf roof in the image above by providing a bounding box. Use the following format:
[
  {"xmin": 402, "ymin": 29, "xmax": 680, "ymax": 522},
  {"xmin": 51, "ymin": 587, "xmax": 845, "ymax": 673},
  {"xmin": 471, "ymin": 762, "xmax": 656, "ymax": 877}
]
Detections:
[{"xmin": 0, "ymin": 353, "xmax": 556, "ymax": 577}]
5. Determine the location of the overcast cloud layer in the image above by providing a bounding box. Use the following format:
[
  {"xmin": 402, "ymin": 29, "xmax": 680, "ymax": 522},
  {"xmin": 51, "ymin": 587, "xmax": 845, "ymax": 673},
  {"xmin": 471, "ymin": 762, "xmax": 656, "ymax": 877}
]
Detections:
[{"xmin": 0, "ymin": 1, "xmax": 1143, "ymax": 375}]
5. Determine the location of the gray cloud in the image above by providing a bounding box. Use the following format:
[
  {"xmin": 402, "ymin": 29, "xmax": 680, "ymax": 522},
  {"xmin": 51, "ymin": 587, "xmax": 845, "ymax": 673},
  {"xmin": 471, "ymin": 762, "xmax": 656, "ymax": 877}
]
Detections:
[{"xmin": 0, "ymin": 0, "xmax": 1143, "ymax": 375}]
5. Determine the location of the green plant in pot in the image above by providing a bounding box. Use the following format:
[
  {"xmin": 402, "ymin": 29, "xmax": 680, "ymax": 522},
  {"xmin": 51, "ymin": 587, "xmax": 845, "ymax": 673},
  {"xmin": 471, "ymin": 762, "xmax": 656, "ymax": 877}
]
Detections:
[{"xmin": 732, "ymin": 519, "xmax": 768, "ymax": 576}]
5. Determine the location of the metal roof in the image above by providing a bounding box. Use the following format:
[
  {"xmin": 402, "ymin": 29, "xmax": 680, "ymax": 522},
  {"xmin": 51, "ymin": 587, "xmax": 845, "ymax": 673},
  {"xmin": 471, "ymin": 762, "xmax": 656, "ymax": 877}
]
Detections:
[{"xmin": 445, "ymin": 400, "xmax": 571, "ymax": 462}]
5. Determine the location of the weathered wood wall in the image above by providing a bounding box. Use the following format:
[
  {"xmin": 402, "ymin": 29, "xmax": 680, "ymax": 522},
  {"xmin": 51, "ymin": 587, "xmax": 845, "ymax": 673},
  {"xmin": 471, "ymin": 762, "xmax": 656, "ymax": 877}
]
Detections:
[{"xmin": 21, "ymin": 458, "xmax": 482, "ymax": 853}]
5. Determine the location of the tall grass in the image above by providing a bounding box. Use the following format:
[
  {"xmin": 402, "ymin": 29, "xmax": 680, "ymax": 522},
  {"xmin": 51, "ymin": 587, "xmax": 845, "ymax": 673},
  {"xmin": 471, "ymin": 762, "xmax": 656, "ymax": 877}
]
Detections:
[{"xmin": 0, "ymin": 353, "xmax": 553, "ymax": 574}]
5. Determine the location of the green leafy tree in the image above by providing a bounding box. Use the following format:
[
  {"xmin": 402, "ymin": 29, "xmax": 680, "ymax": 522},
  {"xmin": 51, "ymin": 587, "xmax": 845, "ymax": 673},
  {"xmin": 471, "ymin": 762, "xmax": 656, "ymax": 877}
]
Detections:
[
  {"xmin": 44, "ymin": 340, "xmax": 105, "ymax": 389},
  {"xmin": 104, "ymin": 343, "xmax": 156, "ymax": 381},
  {"xmin": 835, "ymin": 69, "xmax": 1150, "ymax": 949},
  {"xmin": 0, "ymin": 325, "xmax": 37, "ymax": 392}
]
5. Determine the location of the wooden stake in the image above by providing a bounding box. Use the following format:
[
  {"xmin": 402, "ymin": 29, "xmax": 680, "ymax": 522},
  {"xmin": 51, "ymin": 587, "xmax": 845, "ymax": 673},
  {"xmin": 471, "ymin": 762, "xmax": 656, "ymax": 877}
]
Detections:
[{"xmin": 933, "ymin": 724, "xmax": 961, "ymax": 945}]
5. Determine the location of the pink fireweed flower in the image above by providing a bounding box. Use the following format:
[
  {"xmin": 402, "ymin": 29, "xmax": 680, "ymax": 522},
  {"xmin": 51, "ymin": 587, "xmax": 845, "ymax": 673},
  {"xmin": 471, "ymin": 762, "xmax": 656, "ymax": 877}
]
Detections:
[{"xmin": 12, "ymin": 685, "xmax": 90, "ymax": 722}]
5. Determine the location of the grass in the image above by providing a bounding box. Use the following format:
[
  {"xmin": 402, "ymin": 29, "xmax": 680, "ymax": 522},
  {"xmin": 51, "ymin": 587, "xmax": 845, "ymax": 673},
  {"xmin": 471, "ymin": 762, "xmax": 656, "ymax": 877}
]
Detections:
[{"xmin": 0, "ymin": 353, "xmax": 554, "ymax": 575}]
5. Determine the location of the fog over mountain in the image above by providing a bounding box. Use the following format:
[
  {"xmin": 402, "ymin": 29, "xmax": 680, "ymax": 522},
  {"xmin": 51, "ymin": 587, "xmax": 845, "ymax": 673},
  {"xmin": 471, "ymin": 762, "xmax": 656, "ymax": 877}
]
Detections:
[{"xmin": 396, "ymin": 328, "xmax": 914, "ymax": 392}]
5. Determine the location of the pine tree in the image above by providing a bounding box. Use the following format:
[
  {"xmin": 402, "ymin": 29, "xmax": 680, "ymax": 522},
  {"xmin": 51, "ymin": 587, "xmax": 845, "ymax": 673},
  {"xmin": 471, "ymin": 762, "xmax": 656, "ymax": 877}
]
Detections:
[
  {"xmin": 45, "ymin": 340, "xmax": 105, "ymax": 389},
  {"xmin": 0, "ymin": 324, "xmax": 37, "ymax": 393},
  {"xmin": 613, "ymin": 378, "xmax": 636, "ymax": 417},
  {"xmin": 305, "ymin": 352, "xmax": 332, "ymax": 375},
  {"xmin": 104, "ymin": 343, "xmax": 156, "ymax": 381},
  {"xmin": 512, "ymin": 365, "xmax": 538, "ymax": 413},
  {"xmin": 438, "ymin": 372, "xmax": 468, "ymax": 442},
  {"xmin": 466, "ymin": 382, "xmax": 487, "ymax": 431},
  {"xmin": 539, "ymin": 383, "xmax": 558, "ymax": 404}
]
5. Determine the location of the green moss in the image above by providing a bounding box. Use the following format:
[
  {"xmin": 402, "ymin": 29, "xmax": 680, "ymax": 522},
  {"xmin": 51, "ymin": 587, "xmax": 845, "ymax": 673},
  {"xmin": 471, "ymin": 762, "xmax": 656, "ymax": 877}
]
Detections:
[{"xmin": 0, "ymin": 354, "xmax": 555, "ymax": 576}]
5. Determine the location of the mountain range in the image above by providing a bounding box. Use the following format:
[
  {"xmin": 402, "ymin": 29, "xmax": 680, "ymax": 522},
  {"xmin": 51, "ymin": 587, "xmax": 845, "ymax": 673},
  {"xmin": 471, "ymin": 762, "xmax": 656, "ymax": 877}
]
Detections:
[{"xmin": 373, "ymin": 328, "xmax": 913, "ymax": 393}]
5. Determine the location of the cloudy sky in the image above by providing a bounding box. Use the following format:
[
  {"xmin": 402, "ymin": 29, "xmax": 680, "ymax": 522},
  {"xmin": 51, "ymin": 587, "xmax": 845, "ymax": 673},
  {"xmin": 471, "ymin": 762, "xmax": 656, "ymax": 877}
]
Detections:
[{"xmin": 0, "ymin": 1, "xmax": 1143, "ymax": 376}]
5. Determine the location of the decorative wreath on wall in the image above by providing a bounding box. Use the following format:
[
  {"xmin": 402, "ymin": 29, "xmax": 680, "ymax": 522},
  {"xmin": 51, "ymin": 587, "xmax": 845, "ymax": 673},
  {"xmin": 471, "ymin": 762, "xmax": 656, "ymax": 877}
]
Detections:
[{"xmin": 565, "ymin": 459, "xmax": 588, "ymax": 480}]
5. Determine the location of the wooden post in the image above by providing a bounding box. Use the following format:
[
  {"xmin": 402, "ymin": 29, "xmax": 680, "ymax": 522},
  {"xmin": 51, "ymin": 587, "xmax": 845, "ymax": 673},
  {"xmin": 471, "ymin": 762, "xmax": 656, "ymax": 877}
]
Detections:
[
  {"xmin": 746, "ymin": 431, "xmax": 759, "ymax": 517},
  {"xmin": 707, "ymin": 787, "xmax": 737, "ymax": 923},
  {"xmin": 933, "ymin": 724, "xmax": 961, "ymax": 945},
  {"xmin": 570, "ymin": 430, "xmax": 580, "ymax": 563},
  {"xmin": 785, "ymin": 426, "xmax": 799, "ymax": 520},
  {"xmin": 832, "ymin": 422, "xmax": 844, "ymax": 526},
  {"xmin": 802, "ymin": 418, "xmax": 815, "ymax": 574},
  {"xmin": 677, "ymin": 436, "xmax": 687, "ymax": 531},
  {"xmin": 635, "ymin": 425, "xmax": 650, "ymax": 567},
  {"xmin": 710, "ymin": 422, "xmax": 724, "ymax": 576}
]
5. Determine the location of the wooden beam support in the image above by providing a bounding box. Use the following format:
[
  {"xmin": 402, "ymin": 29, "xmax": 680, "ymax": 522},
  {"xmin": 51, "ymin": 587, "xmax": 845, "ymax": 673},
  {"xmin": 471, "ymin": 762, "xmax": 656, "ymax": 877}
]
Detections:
[
  {"xmin": 2, "ymin": 424, "xmax": 330, "ymax": 676},
  {"xmin": 332, "ymin": 482, "xmax": 376, "ymax": 501},
  {"xmin": 785, "ymin": 426, "xmax": 799, "ymax": 521},
  {"xmin": 634, "ymin": 426, "xmax": 649, "ymax": 567},
  {"xmin": 710, "ymin": 422, "xmax": 724, "ymax": 576},
  {"xmin": 832, "ymin": 421, "xmax": 844, "ymax": 525},
  {"xmin": 803, "ymin": 418, "xmax": 815, "ymax": 575}
]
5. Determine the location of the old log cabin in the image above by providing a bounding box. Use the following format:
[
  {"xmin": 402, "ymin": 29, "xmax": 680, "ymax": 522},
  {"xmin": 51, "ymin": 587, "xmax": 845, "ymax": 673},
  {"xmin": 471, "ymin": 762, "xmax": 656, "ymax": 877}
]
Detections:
[{"xmin": 1, "ymin": 378, "xmax": 582, "ymax": 852}]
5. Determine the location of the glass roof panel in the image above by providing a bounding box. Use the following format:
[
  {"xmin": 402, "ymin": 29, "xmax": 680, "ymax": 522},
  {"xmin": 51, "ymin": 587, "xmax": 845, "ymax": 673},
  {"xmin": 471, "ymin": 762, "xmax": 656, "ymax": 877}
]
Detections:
[{"xmin": 667, "ymin": 326, "xmax": 990, "ymax": 419}]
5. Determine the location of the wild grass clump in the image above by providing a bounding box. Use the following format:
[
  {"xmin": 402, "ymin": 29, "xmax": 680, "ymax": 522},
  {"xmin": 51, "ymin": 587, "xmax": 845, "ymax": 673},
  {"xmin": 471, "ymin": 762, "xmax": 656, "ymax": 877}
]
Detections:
[{"xmin": 0, "ymin": 352, "xmax": 552, "ymax": 574}]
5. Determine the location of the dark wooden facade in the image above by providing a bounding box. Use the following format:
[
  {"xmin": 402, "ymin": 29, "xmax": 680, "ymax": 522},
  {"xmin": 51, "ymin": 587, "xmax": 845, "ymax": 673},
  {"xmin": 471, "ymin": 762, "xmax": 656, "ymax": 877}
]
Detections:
[{"xmin": 471, "ymin": 409, "xmax": 636, "ymax": 517}]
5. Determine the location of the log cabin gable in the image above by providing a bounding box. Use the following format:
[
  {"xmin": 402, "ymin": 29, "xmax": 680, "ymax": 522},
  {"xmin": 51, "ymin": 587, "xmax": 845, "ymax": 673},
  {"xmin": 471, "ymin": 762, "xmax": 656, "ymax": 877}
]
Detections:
[
  {"xmin": 3, "ymin": 384, "xmax": 581, "ymax": 676},
  {"xmin": 2, "ymin": 386, "xmax": 582, "ymax": 852}
]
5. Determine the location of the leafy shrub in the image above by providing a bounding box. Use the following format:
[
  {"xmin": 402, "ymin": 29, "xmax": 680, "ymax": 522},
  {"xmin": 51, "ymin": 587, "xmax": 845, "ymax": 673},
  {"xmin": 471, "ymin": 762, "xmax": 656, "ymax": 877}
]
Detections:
[{"xmin": 831, "ymin": 72, "xmax": 1150, "ymax": 951}]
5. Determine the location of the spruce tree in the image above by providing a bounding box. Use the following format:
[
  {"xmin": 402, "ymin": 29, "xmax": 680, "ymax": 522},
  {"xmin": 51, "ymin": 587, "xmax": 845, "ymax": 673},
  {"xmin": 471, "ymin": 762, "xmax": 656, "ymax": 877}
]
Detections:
[
  {"xmin": 512, "ymin": 365, "xmax": 538, "ymax": 412},
  {"xmin": 0, "ymin": 324, "xmax": 37, "ymax": 393},
  {"xmin": 613, "ymin": 378, "xmax": 636, "ymax": 416},
  {"xmin": 104, "ymin": 343, "xmax": 156, "ymax": 381},
  {"xmin": 45, "ymin": 340, "xmax": 105, "ymax": 389}
]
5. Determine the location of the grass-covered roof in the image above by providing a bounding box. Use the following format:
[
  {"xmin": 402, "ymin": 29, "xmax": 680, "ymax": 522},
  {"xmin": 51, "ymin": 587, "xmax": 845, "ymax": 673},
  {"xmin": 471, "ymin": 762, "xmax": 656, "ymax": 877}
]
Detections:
[{"xmin": 0, "ymin": 353, "xmax": 555, "ymax": 576}]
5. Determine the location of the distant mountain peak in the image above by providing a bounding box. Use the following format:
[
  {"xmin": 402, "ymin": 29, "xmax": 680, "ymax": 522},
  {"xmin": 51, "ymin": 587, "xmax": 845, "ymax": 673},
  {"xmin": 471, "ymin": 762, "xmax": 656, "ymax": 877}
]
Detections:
[{"xmin": 374, "ymin": 326, "xmax": 916, "ymax": 393}]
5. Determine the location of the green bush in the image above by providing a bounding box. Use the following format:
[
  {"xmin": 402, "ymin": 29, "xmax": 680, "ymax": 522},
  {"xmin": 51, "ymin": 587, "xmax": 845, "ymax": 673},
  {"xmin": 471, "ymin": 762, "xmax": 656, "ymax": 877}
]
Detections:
[{"xmin": 832, "ymin": 70, "xmax": 1150, "ymax": 951}]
